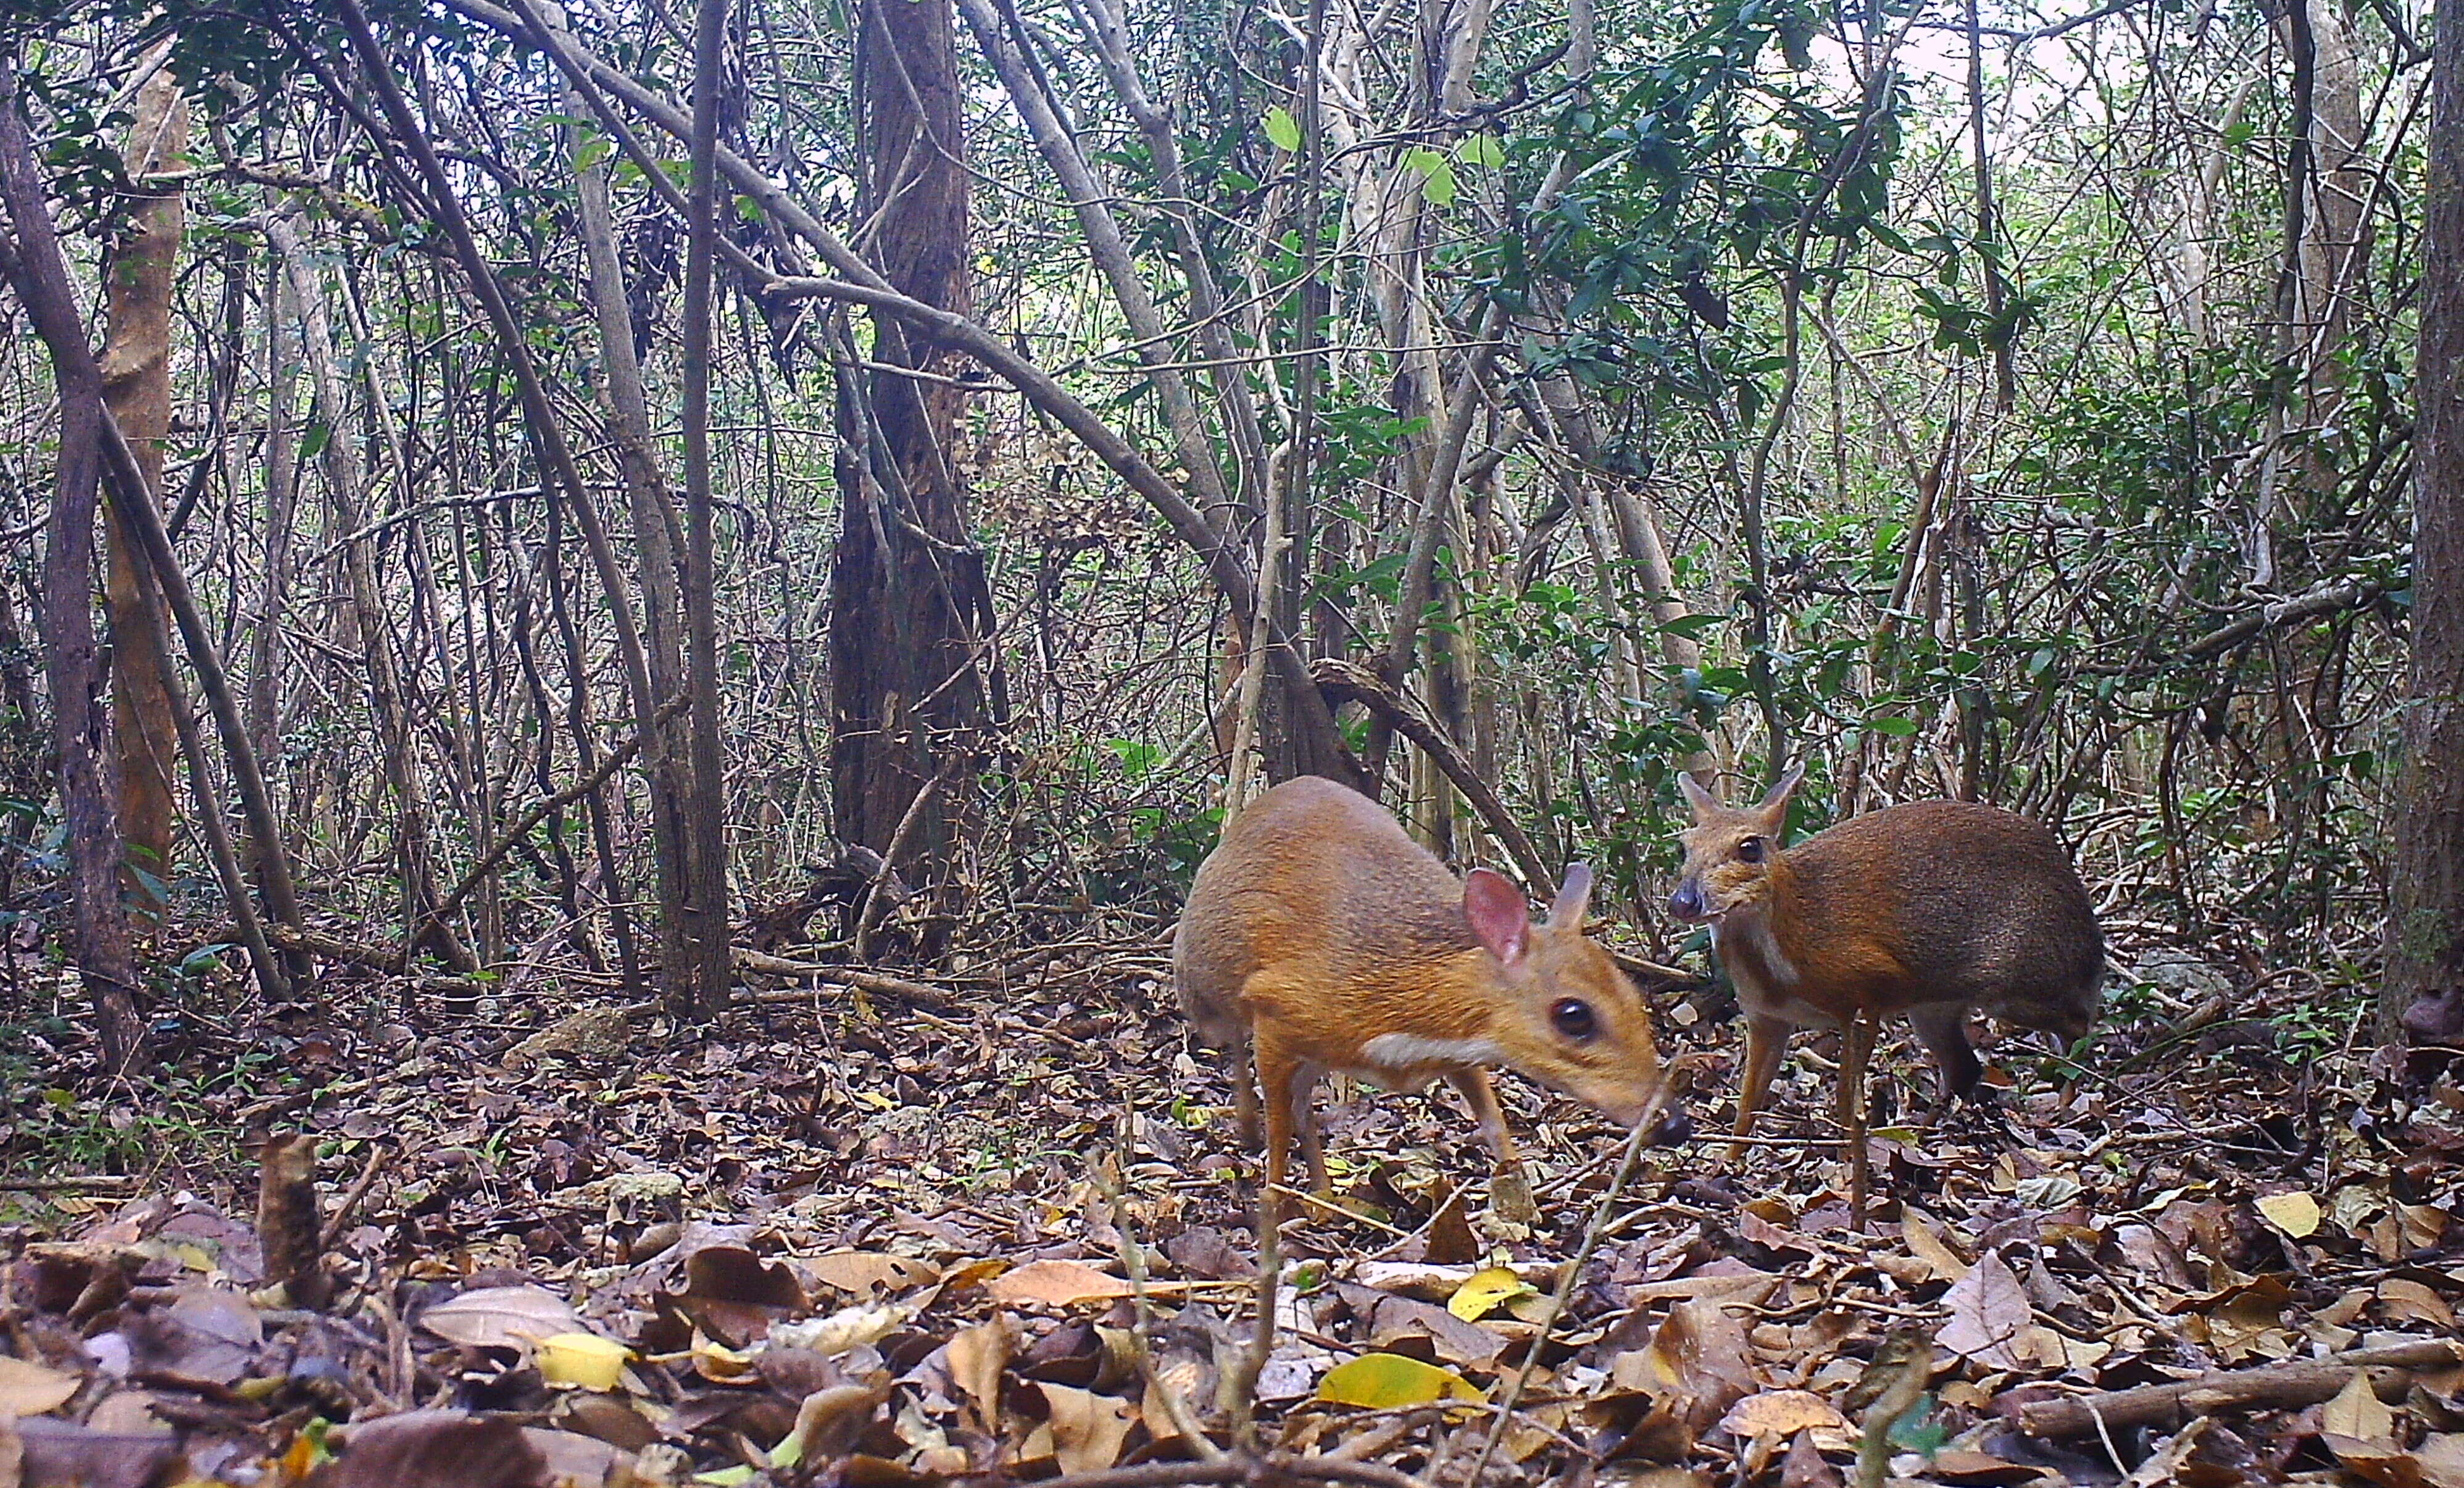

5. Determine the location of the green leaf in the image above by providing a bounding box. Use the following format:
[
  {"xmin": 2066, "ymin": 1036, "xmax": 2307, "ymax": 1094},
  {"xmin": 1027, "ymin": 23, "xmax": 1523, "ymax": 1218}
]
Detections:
[
  {"xmin": 1263, "ymin": 106, "xmax": 1302, "ymax": 153},
  {"xmin": 1458, "ymin": 133, "xmax": 1504, "ymax": 169},
  {"xmin": 1404, "ymin": 147, "xmax": 1457, "ymax": 206},
  {"xmin": 1867, "ymin": 715, "xmax": 1921, "ymax": 737}
]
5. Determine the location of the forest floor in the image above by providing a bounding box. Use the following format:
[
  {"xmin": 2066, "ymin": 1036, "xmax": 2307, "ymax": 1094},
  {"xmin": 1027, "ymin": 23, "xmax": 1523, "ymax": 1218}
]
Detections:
[{"xmin": 1, "ymin": 921, "xmax": 2461, "ymax": 1488}]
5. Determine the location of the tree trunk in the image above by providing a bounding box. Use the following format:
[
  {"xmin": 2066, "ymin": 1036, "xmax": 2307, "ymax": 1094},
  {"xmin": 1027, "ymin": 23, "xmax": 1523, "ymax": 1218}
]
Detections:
[
  {"xmin": 2384, "ymin": 0, "xmax": 2464, "ymax": 1044},
  {"xmin": 565, "ymin": 62, "xmax": 702, "ymax": 1005},
  {"xmin": 0, "ymin": 65, "xmax": 146, "ymax": 1069},
  {"xmin": 98, "ymin": 55, "xmax": 186, "ymax": 914},
  {"xmin": 679, "ymin": 0, "xmax": 736, "ymax": 1008},
  {"xmin": 831, "ymin": 0, "xmax": 999, "ymax": 947}
]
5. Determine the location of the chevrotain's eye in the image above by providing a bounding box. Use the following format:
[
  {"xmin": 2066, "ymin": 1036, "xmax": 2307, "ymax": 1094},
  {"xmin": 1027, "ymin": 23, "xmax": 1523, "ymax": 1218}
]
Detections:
[
  {"xmin": 1550, "ymin": 998, "xmax": 1598, "ymax": 1041},
  {"xmin": 1736, "ymin": 835, "xmax": 1765, "ymax": 863}
]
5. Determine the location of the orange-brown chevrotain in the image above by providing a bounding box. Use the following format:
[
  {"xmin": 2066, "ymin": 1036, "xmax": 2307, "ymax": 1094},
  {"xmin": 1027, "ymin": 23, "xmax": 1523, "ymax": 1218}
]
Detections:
[
  {"xmin": 1668, "ymin": 767, "xmax": 2102, "ymax": 1218},
  {"xmin": 1174, "ymin": 775, "xmax": 1673, "ymax": 1223}
]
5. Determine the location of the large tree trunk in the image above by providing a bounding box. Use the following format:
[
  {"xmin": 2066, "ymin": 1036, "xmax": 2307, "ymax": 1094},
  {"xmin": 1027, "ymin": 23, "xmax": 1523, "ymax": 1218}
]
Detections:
[
  {"xmin": 2384, "ymin": 0, "xmax": 2464, "ymax": 1044},
  {"xmin": 831, "ymin": 0, "xmax": 1000, "ymax": 949},
  {"xmin": 98, "ymin": 56, "xmax": 185, "ymax": 914},
  {"xmin": 0, "ymin": 67, "xmax": 146, "ymax": 1069}
]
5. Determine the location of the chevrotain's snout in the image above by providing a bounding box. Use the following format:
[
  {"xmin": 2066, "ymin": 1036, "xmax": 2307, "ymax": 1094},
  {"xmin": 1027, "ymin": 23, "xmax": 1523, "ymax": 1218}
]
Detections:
[{"xmin": 1668, "ymin": 882, "xmax": 1707, "ymax": 921}]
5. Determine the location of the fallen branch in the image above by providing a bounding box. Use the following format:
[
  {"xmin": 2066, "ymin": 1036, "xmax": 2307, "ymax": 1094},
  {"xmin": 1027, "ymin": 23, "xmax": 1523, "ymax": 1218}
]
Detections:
[
  {"xmin": 730, "ymin": 950, "xmax": 968, "ymax": 1014},
  {"xmin": 2012, "ymin": 1339, "xmax": 2464, "ymax": 1437},
  {"xmin": 0, "ymin": 1174, "xmax": 138, "ymax": 1193}
]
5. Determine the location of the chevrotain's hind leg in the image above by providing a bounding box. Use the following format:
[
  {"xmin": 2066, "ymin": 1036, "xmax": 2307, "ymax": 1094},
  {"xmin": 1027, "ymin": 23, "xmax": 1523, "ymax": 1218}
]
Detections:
[
  {"xmin": 1906, "ymin": 1003, "xmax": 1983, "ymax": 1103},
  {"xmin": 1254, "ymin": 1037, "xmax": 1307, "ymax": 1225},
  {"xmin": 1447, "ymin": 1068, "xmax": 1537, "ymax": 1223},
  {"xmin": 1230, "ymin": 1037, "xmax": 1262, "ymax": 1152},
  {"xmin": 1907, "ymin": 1004, "xmax": 2017, "ymax": 1145},
  {"xmin": 1294, "ymin": 1063, "xmax": 1329, "ymax": 1199}
]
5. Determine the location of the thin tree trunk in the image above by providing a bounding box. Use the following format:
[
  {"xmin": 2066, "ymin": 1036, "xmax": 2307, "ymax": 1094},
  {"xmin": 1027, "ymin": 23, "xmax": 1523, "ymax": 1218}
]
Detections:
[
  {"xmin": 549, "ymin": 7, "xmax": 702, "ymax": 1006},
  {"xmin": 0, "ymin": 65, "xmax": 145, "ymax": 1068},
  {"xmin": 98, "ymin": 53, "xmax": 186, "ymax": 913},
  {"xmin": 678, "ymin": 0, "xmax": 735, "ymax": 1003},
  {"xmin": 2384, "ymin": 0, "xmax": 2464, "ymax": 1043}
]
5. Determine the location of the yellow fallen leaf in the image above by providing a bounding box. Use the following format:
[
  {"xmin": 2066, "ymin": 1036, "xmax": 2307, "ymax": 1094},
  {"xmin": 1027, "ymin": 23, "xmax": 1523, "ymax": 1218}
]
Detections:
[
  {"xmin": 2321, "ymin": 1369, "xmax": 2394, "ymax": 1442},
  {"xmin": 1717, "ymin": 1389, "xmax": 1850, "ymax": 1440},
  {"xmin": 982, "ymin": 1260, "xmax": 1134, "ymax": 1308},
  {"xmin": 1038, "ymin": 1382, "xmax": 1136, "ymax": 1474},
  {"xmin": 536, "ymin": 1332, "xmax": 630, "ymax": 1391},
  {"xmin": 1448, "ymin": 1266, "xmax": 1536, "ymax": 1323},
  {"xmin": 694, "ymin": 1339, "xmax": 757, "ymax": 1384},
  {"xmin": 2257, "ymin": 1190, "xmax": 2321, "ymax": 1238},
  {"xmin": 1315, "ymin": 1353, "xmax": 1484, "ymax": 1408},
  {"xmin": 0, "ymin": 1354, "xmax": 80, "ymax": 1416}
]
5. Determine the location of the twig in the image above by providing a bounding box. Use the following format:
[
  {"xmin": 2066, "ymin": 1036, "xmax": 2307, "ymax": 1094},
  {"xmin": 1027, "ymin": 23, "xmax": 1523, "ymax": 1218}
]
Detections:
[
  {"xmin": 1099, "ymin": 1108, "xmax": 1225, "ymax": 1461},
  {"xmin": 0, "ymin": 1174, "xmax": 138, "ymax": 1192},
  {"xmin": 320, "ymin": 1142, "xmax": 393, "ymax": 1250}
]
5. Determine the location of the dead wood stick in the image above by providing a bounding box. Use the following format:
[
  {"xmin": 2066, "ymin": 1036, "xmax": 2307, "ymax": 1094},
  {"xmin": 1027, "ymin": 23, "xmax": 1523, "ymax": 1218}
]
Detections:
[
  {"xmin": 0, "ymin": 1174, "xmax": 139, "ymax": 1192},
  {"xmin": 2013, "ymin": 1339, "xmax": 2464, "ymax": 1437},
  {"xmin": 728, "ymin": 951, "xmax": 968, "ymax": 1014},
  {"xmin": 321, "ymin": 1142, "xmax": 391, "ymax": 1250},
  {"xmin": 256, "ymin": 1132, "xmax": 331, "ymax": 1310}
]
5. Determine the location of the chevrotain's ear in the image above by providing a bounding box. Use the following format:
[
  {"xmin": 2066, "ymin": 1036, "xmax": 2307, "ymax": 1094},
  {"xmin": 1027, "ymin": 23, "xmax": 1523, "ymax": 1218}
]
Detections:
[
  {"xmin": 1549, "ymin": 863, "xmax": 1594, "ymax": 929},
  {"xmin": 1678, "ymin": 772, "xmax": 1721, "ymax": 821},
  {"xmin": 1754, "ymin": 762, "xmax": 1805, "ymax": 827},
  {"xmin": 1463, "ymin": 868, "xmax": 1532, "ymax": 965}
]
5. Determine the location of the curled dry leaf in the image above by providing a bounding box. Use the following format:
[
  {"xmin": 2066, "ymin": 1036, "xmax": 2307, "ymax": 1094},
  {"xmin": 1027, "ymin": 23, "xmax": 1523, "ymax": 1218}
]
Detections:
[
  {"xmin": 801, "ymin": 1252, "xmax": 939, "ymax": 1297},
  {"xmin": 1937, "ymin": 1252, "xmax": 2030, "ymax": 1371},
  {"xmin": 309, "ymin": 1410, "xmax": 549, "ymax": 1488},
  {"xmin": 416, "ymin": 1285, "xmax": 584, "ymax": 1352},
  {"xmin": 769, "ymin": 1302, "xmax": 904, "ymax": 1358},
  {"xmin": 1037, "ymin": 1382, "xmax": 1136, "ymax": 1474},
  {"xmin": 0, "ymin": 1355, "xmax": 80, "ymax": 1417},
  {"xmin": 1718, "ymin": 1390, "xmax": 1851, "ymax": 1442},
  {"xmin": 2378, "ymin": 1278, "xmax": 2458, "ymax": 1331},
  {"xmin": 981, "ymin": 1260, "xmax": 1133, "ymax": 1308},
  {"xmin": 944, "ymin": 1317, "xmax": 1015, "ymax": 1432}
]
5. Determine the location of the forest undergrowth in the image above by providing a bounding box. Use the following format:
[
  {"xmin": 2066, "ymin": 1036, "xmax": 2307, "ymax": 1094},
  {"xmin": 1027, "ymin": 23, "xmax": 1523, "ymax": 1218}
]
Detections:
[{"xmin": 2, "ymin": 885, "xmax": 2458, "ymax": 1488}]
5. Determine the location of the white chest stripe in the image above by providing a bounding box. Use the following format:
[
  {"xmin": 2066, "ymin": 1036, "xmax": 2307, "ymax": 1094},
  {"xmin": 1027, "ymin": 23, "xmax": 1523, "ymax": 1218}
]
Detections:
[{"xmin": 1359, "ymin": 1034, "xmax": 1506, "ymax": 1071}]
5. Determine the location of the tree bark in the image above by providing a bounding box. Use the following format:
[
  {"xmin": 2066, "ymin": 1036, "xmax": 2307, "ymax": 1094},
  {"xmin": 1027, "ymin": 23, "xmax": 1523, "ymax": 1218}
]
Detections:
[
  {"xmin": 98, "ymin": 54, "xmax": 186, "ymax": 913},
  {"xmin": 550, "ymin": 14, "xmax": 704, "ymax": 1008},
  {"xmin": 678, "ymin": 0, "xmax": 736, "ymax": 1006},
  {"xmin": 2384, "ymin": 0, "xmax": 2464, "ymax": 1043},
  {"xmin": 831, "ymin": 0, "xmax": 999, "ymax": 945},
  {"xmin": 0, "ymin": 63, "xmax": 146, "ymax": 1069}
]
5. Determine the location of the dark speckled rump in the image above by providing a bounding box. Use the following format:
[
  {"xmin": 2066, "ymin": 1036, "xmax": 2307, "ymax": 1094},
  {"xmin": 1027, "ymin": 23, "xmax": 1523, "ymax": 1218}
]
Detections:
[{"xmin": 1787, "ymin": 801, "xmax": 2104, "ymax": 1035}]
